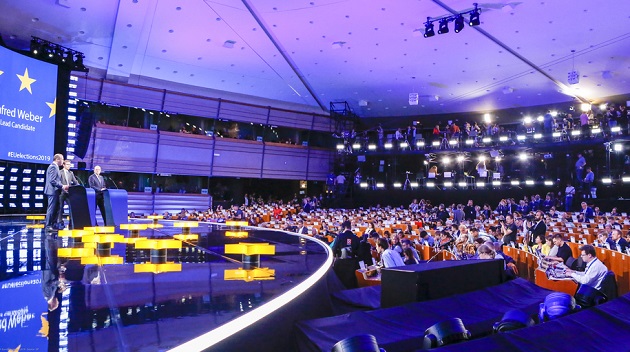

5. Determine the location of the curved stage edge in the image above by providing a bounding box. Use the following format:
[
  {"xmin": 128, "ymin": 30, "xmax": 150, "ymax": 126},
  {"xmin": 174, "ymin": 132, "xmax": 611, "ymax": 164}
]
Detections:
[{"xmin": 170, "ymin": 226, "xmax": 335, "ymax": 352}]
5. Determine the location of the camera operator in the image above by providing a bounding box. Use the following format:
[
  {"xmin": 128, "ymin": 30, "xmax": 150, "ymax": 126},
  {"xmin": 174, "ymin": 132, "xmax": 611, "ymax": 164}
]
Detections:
[{"xmin": 501, "ymin": 214, "xmax": 518, "ymax": 246}]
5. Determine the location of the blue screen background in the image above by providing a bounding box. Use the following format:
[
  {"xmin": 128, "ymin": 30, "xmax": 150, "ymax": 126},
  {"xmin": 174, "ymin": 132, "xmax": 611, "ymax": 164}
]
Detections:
[{"xmin": 0, "ymin": 45, "xmax": 58, "ymax": 164}]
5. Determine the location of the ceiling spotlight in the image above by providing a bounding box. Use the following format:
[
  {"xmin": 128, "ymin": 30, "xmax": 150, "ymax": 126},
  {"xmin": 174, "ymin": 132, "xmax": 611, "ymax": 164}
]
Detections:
[
  {"xmin": 454, "ymin": 15, "xmax": 465, "ymax": 33},
  {"xmin": 469, "ymin": 4, "xmax": 480, "ymax": 26},
  {"xmin": 424, "ymin": 19, "xmax": 435, "ymax": 38},
  {"xmin": 438, "ymin": 19, "xmax": 449, "ymax": 34}
]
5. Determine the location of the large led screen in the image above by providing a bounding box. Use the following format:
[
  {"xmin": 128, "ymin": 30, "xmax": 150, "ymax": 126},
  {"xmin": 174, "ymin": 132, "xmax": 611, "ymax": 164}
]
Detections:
[{"xmin": 0, "ymin": 45, "xmax": 58, "ymax": 164}]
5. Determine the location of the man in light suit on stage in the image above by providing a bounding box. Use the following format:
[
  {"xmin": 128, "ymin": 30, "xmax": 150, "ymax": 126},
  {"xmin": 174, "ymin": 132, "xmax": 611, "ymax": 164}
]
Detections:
[
  {"xmin": 44, "ymin": 154, "xmax": 69, "ymax": 231},
  {"xmin": 88, "ymin": 165, "xmax": 108, "ymax": 225},
  {"xmin": 57, "ymin": 160, "xmax": 79, "ymax": 227}
]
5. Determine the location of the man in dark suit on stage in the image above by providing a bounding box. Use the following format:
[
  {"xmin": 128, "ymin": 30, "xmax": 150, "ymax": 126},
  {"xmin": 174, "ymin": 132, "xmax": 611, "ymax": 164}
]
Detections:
[
  {"xmin": 57, "ymin": 159, "xmax": 79, "ymax": 227},
  {"xmin": 88, "ymin": 165, "xmax": 107, "ymax": 225},
  {"xmin": 44, "ymin": 154, "xmax": 69, "ymax": 231}
]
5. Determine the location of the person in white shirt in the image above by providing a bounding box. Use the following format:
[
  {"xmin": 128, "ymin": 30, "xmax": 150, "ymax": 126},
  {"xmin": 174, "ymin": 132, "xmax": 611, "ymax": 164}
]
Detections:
[
  {"xmin": 565, "ymin": 244, "xmax": 608, "ymax": 291},
  {"xmin": 376, "ymin": 238, "xmax": 404, "ymax": 268}
]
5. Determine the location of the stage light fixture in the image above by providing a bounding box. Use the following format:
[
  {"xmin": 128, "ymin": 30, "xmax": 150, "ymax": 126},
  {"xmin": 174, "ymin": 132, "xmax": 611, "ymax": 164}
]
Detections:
[
  {"xmin": 469, "ymin": 4, "xmax": 480, "ymax": 26},
  {"xmin": 400, "ymin": 142, "xmax": 408, "ymax": 148},
  {"xmin": 438, "ymin": 18, "xmax": 450, "ymax": 34},
  {"xmin": 368, "ymin": 144, "xmax": 377, "ymax": 150},
  {"xmin": 622, "ymin": 176, "xmax": 630, "ymax": 183},
  {"xmin": 352, "ymin": 143, "xmax": 361, "ymax": 149},
  {"xmin": 376, "ymin": 182, "xmax": 385, "ymax": 188},
  {"xmin": 599, "ymin": 103, "xmax": 607, "ymax": 110},
  {"xmin": 465, "ymin": 139, "xmax": 474, "ymax": 145},
  {"xmin": 516, "ymin": 135, "xmax": 526, "ymax": 141},
  {"xmin": 410, "ymin": 182, "xmax": 419, "ymax": 188},
  {"xmin": 539, "ymin": 292, "xmax": 577, "ymax": 321},
  {"xmin": 511, "ymin": 180, "xmax": 520, "ymax": 186},
  {"xmin": 551, "ymin": 110, "xmax": 558, "ymax": 117},
  {"xmin": 336, "ymin": 144, "xmax": 344, "ymax": 150},
  {"xmin": 478, "ymin": 155, "xmax": 486, "ymax": 162},
  {"xmin": 523, "ymin": 116, "xmax": 532, "ymax": 124},
  {"xmin": 592, "ymin": 128, "xmax": 601, "ymax": 134},
  {"xmin": 426, "ymin": 181, "xmax": 435, "ymax": 187},
  {"xmin": 571, "ymin": 130, "xmax": 581, "ymax": 136},
  {"xmin": 613, "ymin": 144, "xmax": 623, "ymax": 152},
  {"xmin": 454, "ymin": 15, "xmax": 465, "ymax": 33},
  {"xmin": 525, "ymin": 180, "xmax": 535, "ymax": 185},
  {"xmin": 518, "ymin": 153, "xmax": 528, "ymax": 161},
  {"xmin": 476, "ymin": 181, "xmax": 485, "ymax": 188},
  {"xmin": 537, "ymin": 115, "xmax": 544, "ymax": 122},
  {"xmin": 499, "ymin": 136, "xmax": 508, "ymax": 142},
  {"xmin": 393, "ymin": 182, "xmax": 402, "ymax": 188},
  {"xmin": 360, "ymin": 182, "xmax": 368, "ymax": 188},
  {"xmin": 332, "ymin": 334, "xmax": 381, "ymax": 352},
  {"xmin": 552, "ymin": 132, "xmax": 561, "ymax": 138},
  {"xmin": 424, "ymin": 20, "xmax": 435, "ymax": 38},
  {"xmin": 602, "ymin": 177, "xmax": 612, "ymax": 184},
  {"xmin": 449, "ymin": 139, "xmax": 458, "ymax": 145},
  {"xmin": 492, "ymin": 180, "xmax": 501, "ymax": 187},
  {"xmin": 483, "ymin": 113, "xmax": 491, "ymax": 123},
  {"xmin": 611, "ymin": 126, "xmax": 621, "ymax": 133},
  {"xmin": 544, "ymin": 180, "xmax": 553, "ymax": 186},
  {"xmin": 456, "ymin": 155, "xmax": 465, "ymax": 162},
  {"xmin": 416, "ymin": 140, "xmax": 425, "ymax": 147},
  {"xmin": 458, "ymin": 181, "xmax": 467, "ymax": 187},
  {"xmin": 482, "ymin": 137, "xmax": 491, "ymax": 143},
  {"xmin": 581, "ymin": 103, "xmax": 591, "ymax": 112},
  {"xmin": 443, "ymin": 157, "xmax": 451, "ymax": 164},
  {"xmin": 432, "ymin": 141, "xmax": 440, "ymax": 147},
  {"xmin": 533, "ymin": 133, "xmax": 542, "ymax": 139},
  {"xmin": 493, "ymin": 310, "xmax": 534, "ymax": 333},
  {"xmin": 384, "ymin": 142, "xmax": 393, "ymax": 149}
]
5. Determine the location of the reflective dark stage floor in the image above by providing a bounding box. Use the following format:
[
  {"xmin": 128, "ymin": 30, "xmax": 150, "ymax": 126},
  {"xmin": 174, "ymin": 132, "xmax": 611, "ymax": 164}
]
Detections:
[{"xmin": 0, "ymin": 217, "xmax": 330, "ymax": 351}]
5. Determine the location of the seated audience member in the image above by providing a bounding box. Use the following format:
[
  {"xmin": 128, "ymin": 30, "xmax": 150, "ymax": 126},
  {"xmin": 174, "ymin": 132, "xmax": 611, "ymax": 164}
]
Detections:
[
  {"xmin": 565, "ymin": 245, "xmax": 608, "ymax": 291},
  {"xmin": 477, "ymin": 244, "xmax": 496, "ymax": 260},
  {"xmin": 524, "ymin": 234, "xmax": 551, "ymax": 256},
  {"xmin": 546, "ymin": 234, "xmax": 573, "ymax": 265},
  {"xmin": 401, "ymin": 239, "xmax": 421, "ymax": 263},
  {"xmin": 376, "ymin": 237, "xmax": 404, "ymax": 268},
  {"xmin": 419, "ymin": 230, "xmax": 435, "ymax": 246},
  {"xmin": 403, "ymin": 248, "xmax": 419, "ymax": 265},
  {"xmin": 390, "ymin": 233, "xmax": 403, "ymax": 254},
  {"xmin": 607, "ymin": 229, "xmax": 629, "ymax": 253},
  {"xmin": 594, "ymin": 232, "xmax": 609, "ymax": 248}
]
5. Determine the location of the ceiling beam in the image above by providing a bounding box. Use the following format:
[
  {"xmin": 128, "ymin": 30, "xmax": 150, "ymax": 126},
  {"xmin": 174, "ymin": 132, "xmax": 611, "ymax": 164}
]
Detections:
[{"xmin": 241, "ymin": 0, "xmax": 328, "ymax": 112}]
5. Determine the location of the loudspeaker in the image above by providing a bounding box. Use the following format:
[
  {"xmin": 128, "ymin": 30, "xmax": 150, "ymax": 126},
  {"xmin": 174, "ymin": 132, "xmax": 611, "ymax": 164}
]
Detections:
[
  {"xmin": 74, "ymin": 111, "xmax": 94, "ymax": 159},
  {"xmin": 423, "ymin": 318, "xmax": 470, "ymax": 349},
  {"xmin": 332, "ymin": 334, "xmax": 380, "ymax": 352}
]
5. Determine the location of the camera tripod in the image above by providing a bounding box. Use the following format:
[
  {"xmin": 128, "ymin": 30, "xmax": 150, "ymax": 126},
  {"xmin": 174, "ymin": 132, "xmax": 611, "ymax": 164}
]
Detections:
[{"xmin": 403, "ymin": 171, "xmax": 412, "ymax": 190}]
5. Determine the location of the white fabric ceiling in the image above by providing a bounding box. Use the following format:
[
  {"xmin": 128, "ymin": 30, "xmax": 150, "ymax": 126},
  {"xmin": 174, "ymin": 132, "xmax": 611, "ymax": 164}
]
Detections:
[{"xmin": 1, "ymin": 0, "xmax": 628, "ymax": 118}]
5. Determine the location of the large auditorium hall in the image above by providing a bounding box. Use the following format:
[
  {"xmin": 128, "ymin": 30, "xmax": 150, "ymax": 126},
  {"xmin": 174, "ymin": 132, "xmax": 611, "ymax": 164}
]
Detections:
[{"xmin": 1, "ymin": 1, "xmax": 630, "ymax": 351}]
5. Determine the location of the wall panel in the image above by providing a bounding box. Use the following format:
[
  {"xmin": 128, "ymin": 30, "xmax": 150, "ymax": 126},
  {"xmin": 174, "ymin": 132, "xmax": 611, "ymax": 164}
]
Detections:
[
  {"xmin": 163, "ymin": 92, "xmax": 220, "ymax": 119},
  {"xmin": 217, "ymin": 102, "xmax": 268, "ymax": 125},
  {"xmin": 155, "ymin": 132, "xmax": 214, "ymax": 176},
  {"xmin": 268, "ymin": 109, "xmax": 312, "ymax": 130},
  {"xmin": 90, "ymin": 125, "xmax": 157, "ymax": 173},
  {"xmin": 307, "ymin": 148, "xmax": 333, "ymax": 181},
  {"xmin": 100, "ymin": 81, "xmax": 164, "ymax": 111},
  {"xmin": 212, "ymin": 138, "xmax": 265, "ymax": 178},
  {"xmin": 262, "ymin": 144, "xmax": 309, "ymax": 180}
]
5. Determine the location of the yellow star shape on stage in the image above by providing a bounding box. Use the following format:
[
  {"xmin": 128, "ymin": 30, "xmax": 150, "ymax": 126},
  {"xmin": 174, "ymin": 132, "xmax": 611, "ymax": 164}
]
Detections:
[
  {"xmin": 46, "ymin": 98, "xmax": 57, "ymax": 118},
  {"xmin": 17, "ymin": 68, "xmax": 36, "ymax": 94}
]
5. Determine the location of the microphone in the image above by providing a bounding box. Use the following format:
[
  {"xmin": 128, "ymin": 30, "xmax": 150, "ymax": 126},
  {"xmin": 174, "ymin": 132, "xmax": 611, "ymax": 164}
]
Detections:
[
  {"xmin": 76, "ymin": 176, "xmax": 85, "ymax": 187},
  {"xmin": 105, "ymin": 176, "xmax": 119, "ymax": 189}
]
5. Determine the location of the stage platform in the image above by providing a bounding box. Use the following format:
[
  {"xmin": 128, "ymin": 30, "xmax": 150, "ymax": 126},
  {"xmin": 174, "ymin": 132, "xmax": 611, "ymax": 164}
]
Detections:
[{"xmin": 0, "ymin": 216, "xmax": 332, "ymax": 352}]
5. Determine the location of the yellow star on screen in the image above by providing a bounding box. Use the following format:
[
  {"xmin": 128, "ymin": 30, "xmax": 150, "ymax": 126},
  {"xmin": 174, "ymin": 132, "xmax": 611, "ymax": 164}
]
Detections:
[
  {"xmin": 17, "ymin": 67, "xmax": 36, "ymax": 94},
  {"xmin": 46, "ymin": 98, "xmax": 57, "ymax": 118},
  {"xmin": 8, "ymin": 345, "xmax": 21, "ymax": 352},
  {"xmin": 0, "ymin": 69, "xmax": 4, "ymax": 75}
]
